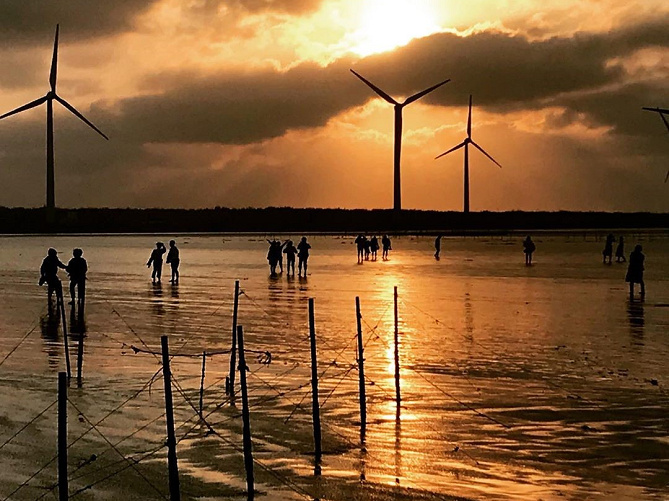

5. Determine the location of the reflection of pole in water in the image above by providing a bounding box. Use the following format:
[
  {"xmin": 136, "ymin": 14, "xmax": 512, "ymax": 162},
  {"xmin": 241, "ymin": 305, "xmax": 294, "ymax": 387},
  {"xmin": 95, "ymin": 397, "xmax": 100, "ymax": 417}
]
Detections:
[
  {"xmin": 395, "ymin": 404, "xmax": 402, "ymax": 485},
  {"xmin": 464, "ymin": 288, "xmax": 474, "ymax": 340},
  {"xmin": 394, "ymin": 286, "xmax": 401, "ymax": 411}
]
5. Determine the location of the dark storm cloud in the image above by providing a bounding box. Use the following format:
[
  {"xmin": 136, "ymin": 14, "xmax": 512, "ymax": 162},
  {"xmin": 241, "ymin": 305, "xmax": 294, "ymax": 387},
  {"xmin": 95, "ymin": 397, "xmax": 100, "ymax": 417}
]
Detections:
[
  {"xmin": 0, "ymin": 1, "xmax": 160, "ymax": 44},
  {"xmin": 97, "ymin": 15, "xmax": 669, "ymax": 146}
]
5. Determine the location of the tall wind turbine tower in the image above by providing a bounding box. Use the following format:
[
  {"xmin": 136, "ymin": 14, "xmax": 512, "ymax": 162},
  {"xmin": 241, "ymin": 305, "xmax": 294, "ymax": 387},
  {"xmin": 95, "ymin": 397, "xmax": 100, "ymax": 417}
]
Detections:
[
  {"xmin": 642, "ymin": 107, "xmax": 669, "ymax": 182},
  {"xmin": 0, "ymin": 25, "xmax": 109, "ymax": 212},
  {"xmin": 351, "ymin": 69, "xmax": 450, "ymax": 211},
  {"xmin": 435, "ymin": 95, "xmax": 501, "ymax": 213}
]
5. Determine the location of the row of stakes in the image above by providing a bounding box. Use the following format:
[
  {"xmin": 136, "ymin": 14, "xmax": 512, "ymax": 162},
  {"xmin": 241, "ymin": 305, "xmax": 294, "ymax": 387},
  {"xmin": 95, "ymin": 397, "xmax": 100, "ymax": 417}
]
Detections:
[{"xmin": 53, "ymin": 280, "xmax": 403, "ymax": 500}]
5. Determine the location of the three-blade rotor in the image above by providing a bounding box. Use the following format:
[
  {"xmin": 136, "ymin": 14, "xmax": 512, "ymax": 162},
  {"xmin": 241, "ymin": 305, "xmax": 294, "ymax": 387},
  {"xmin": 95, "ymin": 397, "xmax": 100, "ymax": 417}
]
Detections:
[
  {"xmin": 350, "ymin": 69, "xmax": 450, "ymax": 107},
  {"xmin": 0, "ymin": 24, "xmax": 108, "ymax": 140}
]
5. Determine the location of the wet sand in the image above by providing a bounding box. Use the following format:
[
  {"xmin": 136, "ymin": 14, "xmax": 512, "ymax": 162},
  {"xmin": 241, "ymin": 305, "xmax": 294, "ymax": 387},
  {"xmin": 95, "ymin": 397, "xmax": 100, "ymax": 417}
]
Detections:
[{"xmin": 0, "ymin": 233, "xmax": 667, "ymax": 500}]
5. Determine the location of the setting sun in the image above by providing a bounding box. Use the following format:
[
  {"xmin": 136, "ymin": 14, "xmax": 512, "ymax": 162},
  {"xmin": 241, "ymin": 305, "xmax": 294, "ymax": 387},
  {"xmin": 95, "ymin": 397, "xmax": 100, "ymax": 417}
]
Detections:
[{"xmin": 350, "ymin": 0, "xmax": 442, "ymax": 56}]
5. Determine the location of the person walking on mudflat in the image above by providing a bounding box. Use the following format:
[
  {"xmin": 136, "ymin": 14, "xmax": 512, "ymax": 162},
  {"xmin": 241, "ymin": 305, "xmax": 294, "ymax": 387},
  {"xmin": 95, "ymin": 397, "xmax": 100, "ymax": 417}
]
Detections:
[
  {"xmin": 297, "ymin": 236, "xmax": 311, "ymax": 277},
  {"xmin": 39, "ymin": 248, "xmax": 67, "ymax": 305},
  {"xmin": 626, "ymin": 244, "xmax": 645, "ymax": 300},
  {"xmin": 166, "ymin": 240, "xmax": 180, "ymax": 283},
  {"xmin": 147, "ymin": 242, "xmax": 166, "ymax": 283},
  {"xmin": 283, "ymin": 240, "xmax": 298, "ymax": 276},
  {"xmin": 66, "ymin": 248, "xmax": 87, "ymax": 306},
  {"xmin": 355, "ymin": 234, "xmax": 366, "ymax": 264},
  {"xmin": 434, "ymin": 234, "xmax": 442, "ymax": 260},
  {"xmin": 615, "ymin": 236, "xmax": 626, "ymax": 263},
  {"xmin": 523, "ymin": 236, "xmax": 536, "ymax": 265},
  {"xmin": 382, "ymin": 234, "xmax": 392, "ymax": 260}
]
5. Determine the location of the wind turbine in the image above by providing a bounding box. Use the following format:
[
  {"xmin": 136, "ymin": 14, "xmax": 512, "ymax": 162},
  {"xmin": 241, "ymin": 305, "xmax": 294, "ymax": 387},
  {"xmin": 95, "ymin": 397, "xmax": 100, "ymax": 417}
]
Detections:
[
  {"xmin": 0, "ymin": 24, "xmax": 109, "ymax": 212},
  {"xmin": 435, "ymin": 95, "xmax": 501, "ymax": 213},
  {"xmin": 350, "ymin": 69, "xmax": 450, "ymax": 211},
  {"xmin": 642, "ymin": 107, "xmax": 669, "ymax": 182}
]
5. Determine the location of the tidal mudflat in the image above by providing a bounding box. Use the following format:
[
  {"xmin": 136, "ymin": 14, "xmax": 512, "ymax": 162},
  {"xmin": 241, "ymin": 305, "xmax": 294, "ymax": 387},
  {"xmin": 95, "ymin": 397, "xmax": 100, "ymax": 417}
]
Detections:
[{"xmin": 0, "ymin": 233, "xmax": 667, "ymax": 500}]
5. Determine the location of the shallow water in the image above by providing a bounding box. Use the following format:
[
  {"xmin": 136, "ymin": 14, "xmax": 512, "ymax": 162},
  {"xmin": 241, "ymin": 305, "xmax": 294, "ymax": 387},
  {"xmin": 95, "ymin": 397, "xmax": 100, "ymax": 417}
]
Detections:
[{"xmin": 0, "ymin": 233, "xmax": 667, "ymax": 500}]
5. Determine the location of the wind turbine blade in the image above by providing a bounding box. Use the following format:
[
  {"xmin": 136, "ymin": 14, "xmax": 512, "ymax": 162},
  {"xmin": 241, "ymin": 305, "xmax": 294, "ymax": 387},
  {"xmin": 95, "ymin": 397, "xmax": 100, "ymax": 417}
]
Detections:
[
  {"xmin": 471, "ymin": 141, "xmax": 502, "ymax": 168},
  {"xmin": 403, "ymin": 78, "xmax": 451, "ymax": 106},
  {"xmin": 0, "ymin": 95, "xmax": 48, "ymax": 120},
  {"xmin": 665, "ymin": 170, "xmax": 669, "ymax": 183},
  {"xmin": 50, "ymin": 24, "xmax": 59, "ymax": 92},
  {"xmin": 659, "ymin": 112, "xmax": 669, "ymax": 132},
  {"xmin": 467, "ymin": 95, "xmax": 472, "ymax": 138},
  {"xmin": 435, "ymin": 141, "xmax": 466, "ymax": 159},
  {"xmin": 642, "ymin": 107, "xmax": 669, "ymax": 114},
  {"xmin": 350, "ymin": 69, "xmax": 398, "ymax": 105},
  {"xmin": 55, "ymin": 95, "xmax": 109, "ymax": 140}
]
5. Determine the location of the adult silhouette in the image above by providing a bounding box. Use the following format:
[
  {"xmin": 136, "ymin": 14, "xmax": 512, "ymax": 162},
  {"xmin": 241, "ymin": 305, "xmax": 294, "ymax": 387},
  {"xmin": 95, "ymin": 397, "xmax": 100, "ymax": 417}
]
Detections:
[
  {"xmin": 523, "ymin": 236, "xmax": 536, "ymax": 265},
  {"xmin": 297, "ymin": 237, "xmax": 311, "ymax": 277},
  {"xmin": 147, "ymin": 242, "xmax": 166, "ymax": 283},
  {"xmin": 166, "ymin": 240, "xmax": 180, "ymax": 283},
  {"xmin": 370, "ymin": 236, "xmax": 379, "ymax": 261},
  {"xmin": 355, "ymin": 234, "xmax": 366, "ymax": 263},
  {"xmin": 626, "ymin": 245, "xmax": 645, "ymax": 300},
  {"xmin": 66, "ymin": 248, "xmax": 87, "ymax": 306},
  {"xmin": 382, "ymin": 235, "xmax": 392, "ymax": 260},
  {"xmin": 615, "ymin": 236, "xmax": 626, "ymax": 263},
  {"xmin": 434, "ymin": 235, "xmax": 442, "ymax": 260},
  {"xmin": 283, "ymin": 240, "xmax": 298, "ymax": 276},
  {"xmin": 39, "ymin": 248, "xmax": 67, "ymax": 307}
]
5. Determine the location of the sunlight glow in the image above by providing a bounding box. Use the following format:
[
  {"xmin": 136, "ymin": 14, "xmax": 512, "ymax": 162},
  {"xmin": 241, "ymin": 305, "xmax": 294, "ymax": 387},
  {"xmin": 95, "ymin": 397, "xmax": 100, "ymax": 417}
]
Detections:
[{"xmin": 350, "ymin": 0, "xmax": 443, "ymax": 56}]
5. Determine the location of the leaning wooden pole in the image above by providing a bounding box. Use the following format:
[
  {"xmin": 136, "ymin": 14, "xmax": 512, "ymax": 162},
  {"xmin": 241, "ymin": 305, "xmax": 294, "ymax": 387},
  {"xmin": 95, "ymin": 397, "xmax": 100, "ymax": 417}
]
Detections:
[
  {"xmin": 355, "ymin": 297, "xmax": 366, "ymax": 440},
  {"xmin": 309, "ymin": 298, "xmax": 322, "ymax": 469},
  {"xmin": 236, "ymin": 325, "xmax": 255, "ymax": 499},
  {"xmin": 58, "ymin": 289, "xmax": 71, "ymax": 379},
  {"xmin": 161, "ymin": 336, "xmax": 181, "ymax": 501},
  {"xmin": 227, "ymin": 280, "xmax": 240, "ymax": 397},
  {"xmin": 58, "ymin": 371, "xmax": 68, "ymax": 501},
  {"xmin": 393, "ymin": 286, "xmax": 401, "ymax": 409}
]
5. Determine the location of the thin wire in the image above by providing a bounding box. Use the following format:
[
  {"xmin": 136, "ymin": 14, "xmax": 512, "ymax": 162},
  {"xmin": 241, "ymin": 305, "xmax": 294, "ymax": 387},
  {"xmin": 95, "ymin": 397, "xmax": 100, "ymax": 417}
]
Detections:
[
  {"xmin": 0, "ymin": 315, "xmax": 42, "ymax": 368},
  {"xmin": 0, "ymin": 399, "xmax": 57, "ymax": 451}
]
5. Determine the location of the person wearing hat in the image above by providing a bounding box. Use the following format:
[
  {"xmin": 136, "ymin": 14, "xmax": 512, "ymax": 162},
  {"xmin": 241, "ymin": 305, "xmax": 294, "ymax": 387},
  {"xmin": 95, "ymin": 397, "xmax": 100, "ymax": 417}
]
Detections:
[
  {"xmin": 147, "ymin": 241, "xmax": 167, "ymax": 283},
  {"xmin": 39, "ymin": 248, "xmax": 67, "ymax": 304},
  {"xmin": 67, "ymin": 248, "xmax": 88, "ymax": 306}
]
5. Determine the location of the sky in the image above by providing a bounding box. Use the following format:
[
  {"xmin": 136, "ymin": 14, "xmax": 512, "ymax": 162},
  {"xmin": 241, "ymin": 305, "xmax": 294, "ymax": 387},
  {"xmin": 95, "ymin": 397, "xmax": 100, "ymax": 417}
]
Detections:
[{"xmin": 0, "ymin": 0, "xmax": 667, "ymax": 211}]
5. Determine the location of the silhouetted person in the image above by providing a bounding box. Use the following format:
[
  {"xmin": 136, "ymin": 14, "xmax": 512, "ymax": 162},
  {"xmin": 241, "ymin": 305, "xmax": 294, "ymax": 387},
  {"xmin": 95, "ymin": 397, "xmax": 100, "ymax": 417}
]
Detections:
[
  {"xmin": 625, "ymin": 244, "xmax": 645, "ymax": 300},
  {"xmin": 166, "ymin": 240, "xmax": 180, "ymax": 283},
  {"xmin": 266, "ymin": 239, "xmax": 283, "ymax": 276},
  {"xmin": 615, "ymin": 236, "xmax": 626, "ymax": 263},
  {"xmin": 39, "ymin": 248, "xmax": 67, "ymax": 306},
  {"xmin": 283, "ymin": 240, "xmax": 298, "ymax": 276},
  {"xmin": 147, "ymin": 242, "xmax": 166, "ymax": 283},
  {"xmin": 370, "ymin": 236, "xmax": 379, "ymax": 261},
  {"xmin": 364, "ymin": 238, "xmax": 371, "ymax": 261},
  {"xmin": 602, "ymin": 233, "xmax": 614, "ymax": 264},
  {"xmin": 297, "ymin": 236, "xmax": 311, "ymax": 277},
  {"xmin": 523, "ymin": 236, "xmax": 535, "ymax": 265},
  {"xmin": 382, "ymin": 235, "xmax": 391, "ymax": 260},
  {"xmin": 355, "ymin": 234, "xmax": 366, "ymax": 263},
  {"xmin": 66, "ymin": 248, "xmax": 87, "ymax": 306},
  {"xmin": 434, "ymin": 234, "xmax": 442, "ymax": 260}
]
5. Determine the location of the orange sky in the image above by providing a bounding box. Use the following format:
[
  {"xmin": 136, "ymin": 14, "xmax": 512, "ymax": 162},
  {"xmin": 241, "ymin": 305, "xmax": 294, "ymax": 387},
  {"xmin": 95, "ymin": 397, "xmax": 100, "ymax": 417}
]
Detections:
[{"xmin": 0, "ymin": 0, "xmax": 667, "ymax": 211}]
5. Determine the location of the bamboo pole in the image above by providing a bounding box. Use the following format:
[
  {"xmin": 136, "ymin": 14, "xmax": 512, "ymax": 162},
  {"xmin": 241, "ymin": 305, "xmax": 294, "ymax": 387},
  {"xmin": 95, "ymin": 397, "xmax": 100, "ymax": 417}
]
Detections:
[
  {"xmin": 236, "ymin": 325, "xmax": 254, "ymax": 499},
  {"xmin": 161, "ymin": 336, "xmax": 181, "ymax": 501},
  {"xmin": 227, "ymin": 280, "xmax": 240, "ymax": 397},
  {"xmin": 309, "ymin": 298, "xmax": 322, "ymax": 469},
  {"xmin": 58, "ymin": 288, "xmax": 71, "ymax": 379},
  {"xmin": 355, "ymin": 297, "xmax": 366, "ymax": 439}
]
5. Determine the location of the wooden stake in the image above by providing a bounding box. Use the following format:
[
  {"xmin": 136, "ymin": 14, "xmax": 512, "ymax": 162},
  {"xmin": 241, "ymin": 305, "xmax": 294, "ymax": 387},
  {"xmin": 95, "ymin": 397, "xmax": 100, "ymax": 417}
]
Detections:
[
  {"xmin": 227, "ymin": 280, "xmax": 240, "ymax": 397},
  {"xmin": 161, "ymin": 336, "xmax": 181, "ymax": 501},
  {"xmin": 236, "ymin": 325, "xmax": 254, "ymax": 499},
  {"xmin": 394, "ymin": 286, "xmax": 401, "ymax": 409},
  {"xmin": 199, "ymin": 351, "xmax": 206, "ymax": 419},
  {"xmin": 58, "ymin": 371, "xmax": 68, "ymax": 501},
  {"xmin": 355, "ymin": 297, "xmax": 366, "ymax": 439},
  {"xmin": 76, "ymin": 323, "xmax": 84, "ymax": 384},
  {"xmin": 309, "ymin": 298, "xmax": 322, "ymax": 469},
  {"xmin": 58, "ymin": 288, "xmax": 71, "ymax": 379}
]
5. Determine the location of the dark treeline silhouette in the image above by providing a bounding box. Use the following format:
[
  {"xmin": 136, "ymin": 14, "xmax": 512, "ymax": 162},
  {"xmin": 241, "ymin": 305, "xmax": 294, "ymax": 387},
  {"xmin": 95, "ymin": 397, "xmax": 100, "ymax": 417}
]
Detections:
[{"xmin": 0, "ymin": 207, "xmax": 667, "ymax": 234}]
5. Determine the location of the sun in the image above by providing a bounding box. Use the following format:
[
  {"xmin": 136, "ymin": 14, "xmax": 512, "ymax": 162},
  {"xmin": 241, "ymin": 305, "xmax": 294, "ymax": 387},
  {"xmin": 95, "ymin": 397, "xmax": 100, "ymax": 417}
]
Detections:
[{"xmin": 350, "ymin": 0, "xmax": 442, "ymax": 56}]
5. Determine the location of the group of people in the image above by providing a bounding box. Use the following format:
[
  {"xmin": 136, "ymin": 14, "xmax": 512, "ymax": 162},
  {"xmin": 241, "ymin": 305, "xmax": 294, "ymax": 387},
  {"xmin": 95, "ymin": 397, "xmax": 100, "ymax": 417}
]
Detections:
[
  {"xmin": 39, "ymin": 248, "xmax": 87, "ymax": 306},
  {"xmin": 266, "ymin": 237, "xmax": 311, "ymax": 277},
  {"xmin": 355, "ymin": 234, "xmax": 391, "ymax": 263},
  {"xmin": 147, "ymin": 240, "xmax": 180, "ymax": 284},
  {"xmin": 602, "ymin": 233, "xmax": 627, "ymax": 264}
]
